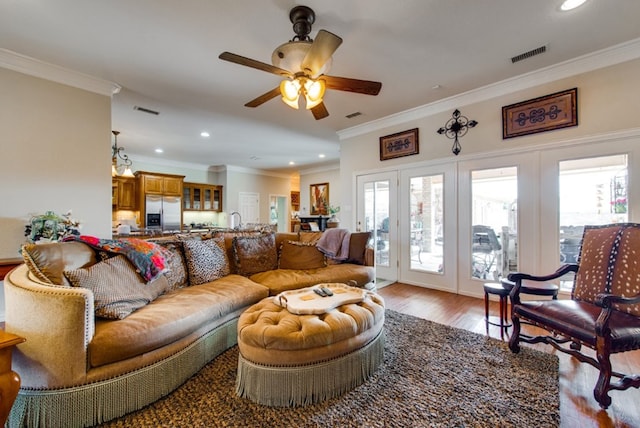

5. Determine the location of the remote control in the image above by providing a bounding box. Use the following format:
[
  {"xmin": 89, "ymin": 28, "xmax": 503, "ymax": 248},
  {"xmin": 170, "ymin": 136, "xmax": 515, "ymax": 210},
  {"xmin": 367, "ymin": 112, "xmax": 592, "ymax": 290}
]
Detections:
[
  {"xmin": 313, "ymin": 288, "xmax": 326, "ymax": 297},
  {"xmin": 321, "ymin": 287, "xmax": 334, "ymax": 296}
]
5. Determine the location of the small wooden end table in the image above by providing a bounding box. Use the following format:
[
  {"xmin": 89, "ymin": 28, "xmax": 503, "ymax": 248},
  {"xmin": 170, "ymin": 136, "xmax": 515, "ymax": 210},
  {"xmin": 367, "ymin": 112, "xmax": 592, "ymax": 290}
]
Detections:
[{"xmin": 0, "ymin": 331, "xmax": 25, "ymax": 426}]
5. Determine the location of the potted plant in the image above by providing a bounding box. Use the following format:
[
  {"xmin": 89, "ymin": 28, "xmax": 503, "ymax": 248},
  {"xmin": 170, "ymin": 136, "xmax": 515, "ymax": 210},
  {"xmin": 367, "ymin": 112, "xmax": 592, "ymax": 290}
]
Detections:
[
  {"xmin": 326, "ymin": 204, "xmax": 340, "ymax": 226},
  {"xmin": 25, "ymin": 210, "xmax": 81, "ymax": 244}
]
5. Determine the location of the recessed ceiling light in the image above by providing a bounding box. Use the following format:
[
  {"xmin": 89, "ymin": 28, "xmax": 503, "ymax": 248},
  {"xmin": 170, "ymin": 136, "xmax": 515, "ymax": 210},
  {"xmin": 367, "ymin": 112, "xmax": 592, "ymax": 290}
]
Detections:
[
  {"xmin": 318, "ymin": 154, "xmax": 325, "ymax": 158},
  {"xmin": 560, "ymin": 0, "xmax": 587, "ymax": 11},
  {"xmin": 200, "ymin": 131, "xmax": 210, "ymax": 137},
  {"xmin": 155, "ymin": 148, "xmax": 164, "ymax": 154}
]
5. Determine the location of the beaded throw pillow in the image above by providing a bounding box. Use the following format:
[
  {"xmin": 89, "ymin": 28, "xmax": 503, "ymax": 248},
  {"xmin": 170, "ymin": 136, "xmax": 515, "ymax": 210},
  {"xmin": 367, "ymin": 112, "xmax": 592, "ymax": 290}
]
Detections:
[{"xmin": 232, "ymin": 233, "xmax": 278, "ymax": 276}]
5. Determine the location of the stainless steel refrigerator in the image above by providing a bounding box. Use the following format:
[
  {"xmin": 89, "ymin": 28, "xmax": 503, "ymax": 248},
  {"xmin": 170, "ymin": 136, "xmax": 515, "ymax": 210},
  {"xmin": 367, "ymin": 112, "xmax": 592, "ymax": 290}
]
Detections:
[{"xmin": 145, "ymin": 195, "xmax": 181, "ymax": 231}]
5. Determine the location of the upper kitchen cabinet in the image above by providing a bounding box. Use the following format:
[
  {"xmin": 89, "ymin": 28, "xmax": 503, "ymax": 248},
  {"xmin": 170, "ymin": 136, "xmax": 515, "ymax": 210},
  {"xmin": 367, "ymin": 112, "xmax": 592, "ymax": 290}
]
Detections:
[
  {"xmin": 137, "ymin": 171, "xmax": 183, "ymax": 196},
  {"xmin": 112, "ymin": 176, "xmax": 137, "ymax": 211},
  {"xmin": 183, "ymin": 182, "xmax": 223, "ymax": 212}
]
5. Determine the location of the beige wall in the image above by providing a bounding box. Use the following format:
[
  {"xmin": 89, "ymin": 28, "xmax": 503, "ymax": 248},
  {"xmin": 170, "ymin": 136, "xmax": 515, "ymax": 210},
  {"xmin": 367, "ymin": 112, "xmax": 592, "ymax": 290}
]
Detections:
[
  {"xmin": 299, "ymin": 166, "xmax": 341, "ymax": 218},
  {"xmin": 223, "ymin": 167, "xmax": 292, "ymax": 225},
  {"xmin": 338, "ymin": 58, "xmax": 640, "ymax": 229},
  {"xmin": 0, "ymin": 68, "xmax": 112, "ymax": 259}
]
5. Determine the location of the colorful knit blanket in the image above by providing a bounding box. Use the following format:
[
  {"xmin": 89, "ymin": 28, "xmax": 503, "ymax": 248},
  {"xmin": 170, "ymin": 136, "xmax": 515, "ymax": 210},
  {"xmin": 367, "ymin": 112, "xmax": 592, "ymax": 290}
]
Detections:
[{"xmin": 64, "ymin": 235, "xmax": 168, "ymax": 282}]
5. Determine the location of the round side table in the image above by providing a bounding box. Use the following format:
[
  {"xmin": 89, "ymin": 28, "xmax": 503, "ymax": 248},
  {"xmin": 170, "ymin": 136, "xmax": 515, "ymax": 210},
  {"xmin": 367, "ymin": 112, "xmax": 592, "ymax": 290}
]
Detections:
[{"xmin": 483, "ymin": 282, "xmax": 511, "ymax": 331}]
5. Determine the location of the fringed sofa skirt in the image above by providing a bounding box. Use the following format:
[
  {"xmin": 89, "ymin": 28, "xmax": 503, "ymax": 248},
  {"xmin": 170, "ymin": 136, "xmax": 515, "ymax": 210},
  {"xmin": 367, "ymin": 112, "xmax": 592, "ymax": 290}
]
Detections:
[{"xmin": 235, "ymin": 292, "xmax": 385, "ymax": 407}]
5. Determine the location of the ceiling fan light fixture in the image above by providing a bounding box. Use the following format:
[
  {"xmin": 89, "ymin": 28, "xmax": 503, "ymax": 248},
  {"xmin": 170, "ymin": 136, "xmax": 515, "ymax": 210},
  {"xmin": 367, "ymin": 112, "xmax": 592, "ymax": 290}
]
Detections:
[
  {"xmin": 280, "ymin": 79, "xmax": 301, "ymax": 109},
  {"xmin": 272, "ymin": 41, "xmax": 332, "ymax": 77},
  {"xmin": 304, "ymin": 78, "xmax": 325, "ymax": 110}
]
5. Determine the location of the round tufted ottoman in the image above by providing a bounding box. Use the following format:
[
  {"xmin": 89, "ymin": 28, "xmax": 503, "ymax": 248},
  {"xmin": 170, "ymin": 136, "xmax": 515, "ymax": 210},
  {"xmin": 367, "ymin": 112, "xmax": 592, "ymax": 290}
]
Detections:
[{"xmin": 235, "ymin": 288, "xmax": 385, "ymax": 407}]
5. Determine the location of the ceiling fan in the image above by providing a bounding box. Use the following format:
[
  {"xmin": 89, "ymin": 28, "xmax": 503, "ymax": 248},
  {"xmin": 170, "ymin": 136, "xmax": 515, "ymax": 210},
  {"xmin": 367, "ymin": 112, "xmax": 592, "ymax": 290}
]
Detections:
[{"xmin": 218, "ymin": 5, "xmax": 382, "ymax": 120}]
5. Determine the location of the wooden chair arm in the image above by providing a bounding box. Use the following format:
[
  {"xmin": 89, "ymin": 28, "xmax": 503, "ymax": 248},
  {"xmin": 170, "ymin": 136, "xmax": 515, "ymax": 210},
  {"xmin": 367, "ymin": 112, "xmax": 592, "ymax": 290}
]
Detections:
[
  {"xmin": 595, "ymin": 292, "xmax": 640, "ymax": 308},
  {"xmin": 507, "ymin": 264, "xmax": 578, "ymax": 283},
  {"xmin": 508, "ymin": 264, "xmax": 577, "ymax": 304}
]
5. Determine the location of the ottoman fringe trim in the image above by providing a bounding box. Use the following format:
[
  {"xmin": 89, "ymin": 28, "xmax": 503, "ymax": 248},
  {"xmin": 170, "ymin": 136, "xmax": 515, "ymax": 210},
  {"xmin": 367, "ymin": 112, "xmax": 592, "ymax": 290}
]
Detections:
[{"xmin": 235, "ymin": 330, "xmax": 385, "ymax": 407}]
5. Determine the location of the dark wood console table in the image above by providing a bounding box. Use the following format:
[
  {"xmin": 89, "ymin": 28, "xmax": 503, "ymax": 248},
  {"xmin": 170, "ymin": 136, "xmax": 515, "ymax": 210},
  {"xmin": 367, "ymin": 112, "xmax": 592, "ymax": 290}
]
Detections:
[{"xmin": 0, "ymin": 331, "xmax": 25, "ymax": 426}]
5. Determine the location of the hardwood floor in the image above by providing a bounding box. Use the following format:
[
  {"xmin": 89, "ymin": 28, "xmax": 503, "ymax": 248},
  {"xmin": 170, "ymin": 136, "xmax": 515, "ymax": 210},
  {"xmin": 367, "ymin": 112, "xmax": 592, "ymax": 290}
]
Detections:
[{"xmin": 377, "ymin": 282, "xmax": 640, "ymax": 428}]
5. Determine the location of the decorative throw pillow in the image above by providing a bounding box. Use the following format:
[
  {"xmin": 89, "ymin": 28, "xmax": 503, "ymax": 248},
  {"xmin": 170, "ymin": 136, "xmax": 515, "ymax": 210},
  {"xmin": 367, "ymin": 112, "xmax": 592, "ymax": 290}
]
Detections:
[
  {"xmin": 182, "ymin": 238, "xmax": 230, "ymax": 285},
  {"xmin": 149, "ymin": 239, "xmax": 188, "ymax": 290},
  {"xmin": 21, "ymin": 241, "xmax": 98, "ymax": 285},
  {"xmin": 232, "ymin": 233, "xmax": 278, "ymax": 276},
  {"xmin": 279, "ymin": 241, "xmax": 326, "ymax": 270},
  {"xmin": 64, "ymin": 255, "xmax": 170, "ymax": 319},
  {"xmin": 299, "ymin": 231, "xmax": 324, "ymax": 243},
  {"xmin": 347, "ymin": 232, "xmax": 372, "ymax": 265}
]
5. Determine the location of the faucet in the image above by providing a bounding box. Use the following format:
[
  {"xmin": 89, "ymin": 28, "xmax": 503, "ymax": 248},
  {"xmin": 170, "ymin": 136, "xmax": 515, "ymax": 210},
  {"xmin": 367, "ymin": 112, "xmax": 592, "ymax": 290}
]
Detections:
[{"xmin": 230, "ymin": 211, "xmax": 242, "ymax": 230}]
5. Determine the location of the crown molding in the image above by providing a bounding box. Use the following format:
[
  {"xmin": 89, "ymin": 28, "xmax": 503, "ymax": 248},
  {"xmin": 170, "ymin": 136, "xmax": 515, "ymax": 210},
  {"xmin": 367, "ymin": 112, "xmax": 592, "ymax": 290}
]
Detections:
[
  {"xmin": 0, "ymin": 49, "xmax": 121, "ymax": 96},
  {"xmin": 298, "ymin": 162, "xmax": 340, "ymax": 176},
  {"xmin": 337, "ymin": 37, "xmax": 640, "ymax": 140},
  {"xmin": 223, "ymin": 164, "xmax": 294, "ymax": 179}
]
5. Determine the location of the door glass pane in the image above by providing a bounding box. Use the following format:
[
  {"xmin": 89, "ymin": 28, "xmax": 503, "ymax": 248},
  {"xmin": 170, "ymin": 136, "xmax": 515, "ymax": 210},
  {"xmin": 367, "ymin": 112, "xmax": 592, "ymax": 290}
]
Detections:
[
  {"xmin": 363, "ymin": 180, "xmax": 390, "ymax": 267},
  {"xmin": 409, "ymin": 174, "xmax": 443, "ymax": 273},
  {"xmin": 193, "ymin": 188, "xmax": 201, "ymax": 210},
  {"xmin": 471, "ymin": 167, "xmax": 518, "ymax": 281},
  {"xmin": 559, "ymin": 154, "xmax": 628, "ymax": 290},
  {"xmin": 204, "ymin": 189, "xmax": 212, "ymax": 210}
]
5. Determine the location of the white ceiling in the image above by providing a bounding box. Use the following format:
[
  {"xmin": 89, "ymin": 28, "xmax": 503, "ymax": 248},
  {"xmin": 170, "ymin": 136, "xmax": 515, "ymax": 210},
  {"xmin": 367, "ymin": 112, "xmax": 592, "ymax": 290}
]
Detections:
[{"xmin": 2, "ymin": 0, "xmax": 640, "ymax": 172}]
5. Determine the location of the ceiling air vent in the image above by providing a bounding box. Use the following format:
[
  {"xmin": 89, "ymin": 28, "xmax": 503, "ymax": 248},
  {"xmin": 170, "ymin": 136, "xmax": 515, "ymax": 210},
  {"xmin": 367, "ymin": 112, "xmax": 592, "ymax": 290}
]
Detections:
[
  {"xmin": 511, "ymin": 45, "xmax": 546, "ymax": 63},
  {"xmin": 346, "ymin": 112, "xmax": 362, "ymax": 119},
  {"xmin": 133, "ymin": 106, "xmax": 160, "ymax": 115}
]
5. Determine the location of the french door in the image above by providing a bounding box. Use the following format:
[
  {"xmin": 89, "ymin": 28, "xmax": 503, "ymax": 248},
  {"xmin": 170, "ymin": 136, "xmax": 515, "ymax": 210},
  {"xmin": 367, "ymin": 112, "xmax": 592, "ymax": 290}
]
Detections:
[
  {"xmin": 456, "ymin": 153, "xmax": 537, "ymax": 297},
  {"xmin": 356, "ymin": 171, "xmax": 398, "ymax": 282},
  {"xmin": 399, "ymin": 163, "xmax": 456, "ymax": 292}
]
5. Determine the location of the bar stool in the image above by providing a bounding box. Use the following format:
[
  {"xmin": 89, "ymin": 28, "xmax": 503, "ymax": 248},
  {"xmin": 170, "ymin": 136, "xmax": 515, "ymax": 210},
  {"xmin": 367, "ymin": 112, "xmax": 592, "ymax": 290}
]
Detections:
[{"xmin": 483, "ymin": 282, "xmax": 511, "ymax": 331}]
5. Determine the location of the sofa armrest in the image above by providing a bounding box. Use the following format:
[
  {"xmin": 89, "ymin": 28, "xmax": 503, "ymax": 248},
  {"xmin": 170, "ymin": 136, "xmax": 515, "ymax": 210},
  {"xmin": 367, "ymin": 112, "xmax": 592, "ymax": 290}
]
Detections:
[
  {"xmin": 4, "ymin": 264, "xmax": 95, "ymax": 388},
  {"xmin": 364, "ymin": 247, "xmax": 374, "ymax": 267}
]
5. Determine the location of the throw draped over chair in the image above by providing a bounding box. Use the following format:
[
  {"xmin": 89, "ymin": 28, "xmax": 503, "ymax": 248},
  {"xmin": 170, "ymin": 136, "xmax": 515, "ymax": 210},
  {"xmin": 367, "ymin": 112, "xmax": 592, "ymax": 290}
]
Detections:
[{"xmin": 508, "ymin": 223, "xmax": 640, "ymax": 409}]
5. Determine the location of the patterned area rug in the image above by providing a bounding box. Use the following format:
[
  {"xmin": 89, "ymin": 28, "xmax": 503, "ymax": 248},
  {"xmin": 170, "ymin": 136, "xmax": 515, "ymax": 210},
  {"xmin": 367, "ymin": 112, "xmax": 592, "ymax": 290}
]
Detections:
[{"xmin": 100, "ymin": 310, "xmax": 559, "ymax": 427}]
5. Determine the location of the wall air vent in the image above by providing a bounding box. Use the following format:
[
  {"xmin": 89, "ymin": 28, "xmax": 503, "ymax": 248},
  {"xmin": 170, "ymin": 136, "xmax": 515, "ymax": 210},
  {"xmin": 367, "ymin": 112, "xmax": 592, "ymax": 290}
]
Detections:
[
  {"xmin": 511, "ymin": 45, "xmax": 547, "ymax": 63},
  {"xmin": 346, "ymin": 112, "xmax": 362, "ymax": 119},
  {"xmin": 133, "ymin": 106, "xmax": 160, "ymax": 115}
]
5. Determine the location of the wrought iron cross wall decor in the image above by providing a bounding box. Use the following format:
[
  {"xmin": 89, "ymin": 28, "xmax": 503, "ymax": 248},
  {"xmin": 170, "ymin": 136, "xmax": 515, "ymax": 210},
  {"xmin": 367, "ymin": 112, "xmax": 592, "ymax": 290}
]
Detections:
[{"xmin": 436, "ymin": 109, "xmax": 478, "ymax": 155}]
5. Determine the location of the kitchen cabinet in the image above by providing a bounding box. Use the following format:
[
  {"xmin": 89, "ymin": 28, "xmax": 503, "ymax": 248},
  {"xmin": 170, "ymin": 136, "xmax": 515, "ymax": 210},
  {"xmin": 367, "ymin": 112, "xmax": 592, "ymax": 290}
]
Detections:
[
  {"xmin": 183, "ymin": 182, "xmax": 223, "ymax": 212},
  {"xmin": 112, "ymin": 177, "xmax": 137, "ymax": 211},
  {"xmin": 135, "ymin": 171, "xmax": 185, "ymax": 229},
  {"xmin": 138, "ymin": 172, "xmax": 183, "ymax": 196},
  {"xmin": 291, "ymin": 191, "xmax": 300, "ymax": 211}
]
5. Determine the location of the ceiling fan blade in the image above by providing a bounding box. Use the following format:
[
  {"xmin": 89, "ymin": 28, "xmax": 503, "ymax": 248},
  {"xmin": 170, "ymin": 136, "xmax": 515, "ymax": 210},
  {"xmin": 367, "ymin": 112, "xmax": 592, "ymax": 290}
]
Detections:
[
  {"xmin": 219, "ymin": 52, "xmax": 292, "ymax": 77},
  {"xmin": 244, "ymin": 87, "xmax": 281, "ymax": 108},
  {"xmin": 321, "ymin": 75, "xmax": 382, "ymax": 96},
  {"xmin": 311, "ymin": 102, "xmax": 329, "ymax": 120},
  {"xmin": 301, "ymin": 30, "xmax": 343, "ymax": 77}
]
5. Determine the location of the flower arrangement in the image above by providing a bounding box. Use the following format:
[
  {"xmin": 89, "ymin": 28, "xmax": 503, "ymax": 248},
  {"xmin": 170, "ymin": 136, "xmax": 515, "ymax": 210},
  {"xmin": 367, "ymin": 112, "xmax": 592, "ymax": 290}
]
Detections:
[
  {"xmin": 25, "ymin": 210, "xmax": 82, "ymax": 243},
  {"xmin": 611, "ymin": 198, "xmax": 627, "ymax": 214}
]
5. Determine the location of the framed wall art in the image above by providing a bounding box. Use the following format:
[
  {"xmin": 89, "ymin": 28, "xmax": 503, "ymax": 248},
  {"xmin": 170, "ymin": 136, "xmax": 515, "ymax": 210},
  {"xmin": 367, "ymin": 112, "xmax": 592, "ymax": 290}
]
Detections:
[
  {"xmin": 380, "ymin": 128, "xmax": 419, "ymax": 161},
  {"xmin": 310, "ymin": 182, "xmax": 329, "ymax": 215},
  {"xmin": 502, "ymin": 88, "xmax": 578, "ymax": 139}
]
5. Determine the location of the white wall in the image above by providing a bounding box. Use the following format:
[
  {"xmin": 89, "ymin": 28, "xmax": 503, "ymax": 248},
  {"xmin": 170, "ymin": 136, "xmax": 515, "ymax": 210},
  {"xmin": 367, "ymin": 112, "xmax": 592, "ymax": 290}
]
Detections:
[{"xmin": 0, "ymin": 67, "xmax": 113, "ymax": 259}]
